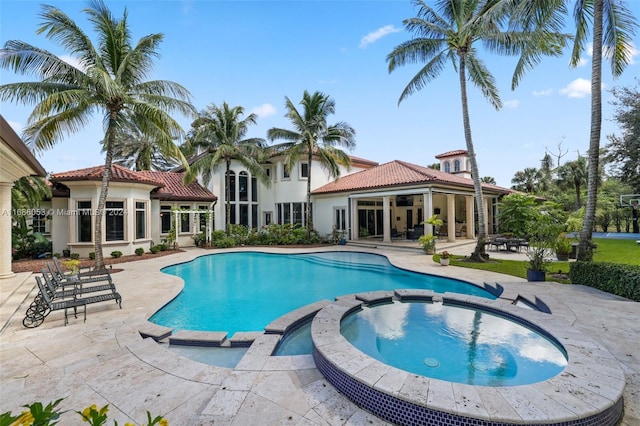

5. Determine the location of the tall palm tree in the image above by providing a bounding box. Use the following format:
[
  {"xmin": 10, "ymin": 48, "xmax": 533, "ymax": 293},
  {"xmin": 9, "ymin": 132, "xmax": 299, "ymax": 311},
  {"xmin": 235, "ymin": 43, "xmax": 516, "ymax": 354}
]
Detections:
[
  {"xmin": 387, "ymin": 0, "xmax": 567, "ymax": 261},
  {"xmin": 105, "ymin": 118, "xmax": 181, "ymax": 171},
  {"xmin": 268, "ymin": 90, "xmax": 356, "ymax": 235},
  {"xmin": 556, "ymin": 157, "xmax": 588, "ymax": 209},
  {"xmin": 568, "ymin": 0, "xmax": 637, "ymax": 259},
  {"xmin": 0, "ymin": 1, "xmax": 195, "ymax": 269},
  {"xmin": 184, "ymin": 102, "xmax": 270, "ymax": 232}
]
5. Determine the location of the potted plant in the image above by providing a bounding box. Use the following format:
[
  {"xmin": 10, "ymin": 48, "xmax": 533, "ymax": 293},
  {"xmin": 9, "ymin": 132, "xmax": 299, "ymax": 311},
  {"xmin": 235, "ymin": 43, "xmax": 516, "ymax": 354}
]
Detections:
[
  {"xmin": 418, "ymin": 234, "xmax": 437, "ymax": 254},
  {"xmin": 525, "ymin": 219, "xmax": 561, "ymax": 281},
  {"xmin": 554, "ymin": 234, "xmax": 572, "ymax": 261},
  {"xmin": 63, "ymin": 258, "xmax": 80, "ymax": 279},
  {"xmin": 439, "ymin": 251, "xmax": 451, "ymax": 266}
]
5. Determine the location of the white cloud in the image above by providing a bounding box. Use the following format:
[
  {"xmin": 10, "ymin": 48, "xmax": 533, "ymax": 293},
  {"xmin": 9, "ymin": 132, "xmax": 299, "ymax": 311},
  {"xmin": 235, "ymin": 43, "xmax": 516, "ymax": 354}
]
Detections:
[
  {"xmin": 60, "ymin": 55, "xmax": 85, "ymax": 71},
  {"xmin": 359, "ymin": 25, "xmax": 401, "ymax": 48},
  {"xmin": 504, "ymin": 100, "xmax": 519, "ymax": 109},
  {"xmin": 532, "ymin": 89, "xmax": 553, "ymax": 97},
  {"xmin": 559, "ymin": 78, "xmax": 593, "ymax": 98},
  {"xmin": 576, "ymin": 57, "xmax": 588, "ymax": 67},
  {"xmin": 250, "ymin": 103, "xmax": 276, "ymax": 118}
]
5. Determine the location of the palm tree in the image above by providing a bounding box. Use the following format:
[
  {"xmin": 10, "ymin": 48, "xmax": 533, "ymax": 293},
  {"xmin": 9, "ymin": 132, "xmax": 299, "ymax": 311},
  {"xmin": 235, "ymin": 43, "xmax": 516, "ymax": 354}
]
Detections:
[
  {"xmin": 0, "ymin": 1, "xmax": 194, "ymax": 269},
  {"xmin": 11, "ymin": 176, "xmax": 51, "ymax": 210},
  {"xmin": 480, "ymin": 176, "xmax": 496, "ymax": 185},
  {"xmin": 556, "ymin": 157, "xmax": 588, "ymax": 209},
  {"xmin": 568, "ymin": 0, "xmax": 637, "ymax": 259},
  {"xmin": 387, "ymin": 0, "xmax": 567, "ymax": 261},
  {"xmin": 106, "ymin": 118, "xmax": 183, "ymax": 171},
  {"xmin": 184, "ymin": 102, "xmax": 270, "ymax": 232},
  {"xmin": 268, "ymin": 90, "xmax": 356, "ymax": 235},
  {"xmin": 511, "ymin": 167, "xmax": 543, "ymax": 193}
]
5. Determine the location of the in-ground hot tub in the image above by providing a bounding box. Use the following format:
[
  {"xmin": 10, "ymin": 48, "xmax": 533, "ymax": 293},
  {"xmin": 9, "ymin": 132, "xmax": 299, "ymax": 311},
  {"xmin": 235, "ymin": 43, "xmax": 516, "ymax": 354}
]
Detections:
[{"xmin": 312, "ymin": 290, "xmax": 625, "ymax": 426}]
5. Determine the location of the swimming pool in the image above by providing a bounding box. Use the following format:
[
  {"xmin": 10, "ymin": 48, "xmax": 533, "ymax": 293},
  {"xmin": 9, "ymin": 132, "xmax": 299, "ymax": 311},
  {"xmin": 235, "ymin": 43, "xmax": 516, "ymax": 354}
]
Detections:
[
  {"xmin": 341, "ymin": 300, "xmax": 567, "ymax": 386},
  {"xmin": 150, "ymin": 251, "xmax": 497, "ymax": 334}
]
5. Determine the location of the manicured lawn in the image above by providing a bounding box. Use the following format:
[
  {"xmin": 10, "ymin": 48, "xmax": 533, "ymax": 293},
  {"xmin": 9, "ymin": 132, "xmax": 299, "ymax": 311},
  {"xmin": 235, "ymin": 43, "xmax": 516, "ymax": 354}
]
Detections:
[
  {"xmin": 442, "ymin": 238, "xmax": 638, "ymax": 283},
  {"xmin": 592, "ymin": 238, "xmax": 640, "ymax": 265}
]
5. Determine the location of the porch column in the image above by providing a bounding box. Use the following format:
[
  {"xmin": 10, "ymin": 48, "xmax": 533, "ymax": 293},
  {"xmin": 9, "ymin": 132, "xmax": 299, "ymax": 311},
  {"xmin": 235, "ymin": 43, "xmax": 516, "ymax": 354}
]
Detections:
[
  {"xmin": 447, "ymin": 194, "xmax": 456, "ymax": 242},
  {"xmin": 465, "ymin": 196, "xmax": 475, "ymax": 239},
  {"xmin": 382, "ymin": 196, "xmax": 390, "ymax": 242},
  {"xmin": 0, "ymin": 182, "xmax": 15, "ymax": 279},
  {"xmin": 483, "ymin": 197, "xmax": 491, "ymax": 236},
  {"xmin": 423, "ymin": 191, "xmax": 433, "ymax": 235},
  {"xmin": 351, "ymin": 198, "xmax": 358, "ymax": 241}
]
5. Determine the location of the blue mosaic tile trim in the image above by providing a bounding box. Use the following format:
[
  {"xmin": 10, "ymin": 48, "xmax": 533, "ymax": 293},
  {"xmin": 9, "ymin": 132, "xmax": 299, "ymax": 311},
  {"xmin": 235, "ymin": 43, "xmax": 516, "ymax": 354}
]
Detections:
[{"xmin": 313, "ymin": 348, "xmax": 623, "ymax": 426}]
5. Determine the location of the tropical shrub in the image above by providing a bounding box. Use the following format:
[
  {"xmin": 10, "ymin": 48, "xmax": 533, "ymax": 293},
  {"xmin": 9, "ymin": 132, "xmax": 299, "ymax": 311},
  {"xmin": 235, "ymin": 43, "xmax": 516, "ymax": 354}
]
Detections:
[
  {"xmin": 497, "ymin": 193, "xmax": 537, "ymax": 238},
  {"xmin": 110, "ymin": 250, "xmax": 123, "ymax": 258},
  {"xmin": 135, "ymin": 247, "xmax": 144, "ymax": 256},
  {"xmin": 89, "ymin": 252, "xmax": 96, "ymax": 260},
  {"xmin": 149, "ymin": 245, "xmax": 160, "ymax": 254},
  {"xmin": 70, "ymin": 253, "xmax": 80, "ymax": 260},
  {"xmin": 1, "ymin": 399, "xmax": 168, "ymax": 426}
]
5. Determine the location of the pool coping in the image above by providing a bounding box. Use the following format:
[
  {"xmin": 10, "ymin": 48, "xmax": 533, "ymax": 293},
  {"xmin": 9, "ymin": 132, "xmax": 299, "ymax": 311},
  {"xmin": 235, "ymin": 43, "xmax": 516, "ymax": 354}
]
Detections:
[{"xmin": 311, "ymin": 289, "xmax": 626, "ymax": 426}]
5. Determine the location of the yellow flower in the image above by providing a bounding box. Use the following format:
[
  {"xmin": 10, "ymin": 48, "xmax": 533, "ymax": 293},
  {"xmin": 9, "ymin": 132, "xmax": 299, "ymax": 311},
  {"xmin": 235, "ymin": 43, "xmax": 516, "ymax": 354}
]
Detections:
[
  {"xmin": 81, "ymin": 404, "xmax": 98, "ymax": 421},
  {"xmin": 159, "ymin": 419, "xmax": 169, "ymax": 426},
  {"xmin": 10, "ymin": 410, "xmax": 34, "ymax": 426},
  {"xmin": 124, "ymin": 423, "xmax": 136, "ymax": 426}
]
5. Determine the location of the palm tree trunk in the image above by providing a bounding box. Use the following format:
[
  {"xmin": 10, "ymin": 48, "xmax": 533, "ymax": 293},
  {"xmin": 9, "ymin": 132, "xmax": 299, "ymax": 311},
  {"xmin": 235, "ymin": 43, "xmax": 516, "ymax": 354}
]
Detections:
[
  {"xmin": 225, "ymin": 159, "xmax": 231, "ymax": 234},
  {"xmin": 579, "ymin": 0, "xmax": 603, "ymax": 261},
  {"xmin": 306, "ymin": 149, "xmax": 313, "ymax": 237},
  {"xmin": 458, "ymin": 55, "xmax": 487, "ymax": 261},
  {"xmin": 94, "ymin": 114, "xmax": 116, "ymax": 270}
]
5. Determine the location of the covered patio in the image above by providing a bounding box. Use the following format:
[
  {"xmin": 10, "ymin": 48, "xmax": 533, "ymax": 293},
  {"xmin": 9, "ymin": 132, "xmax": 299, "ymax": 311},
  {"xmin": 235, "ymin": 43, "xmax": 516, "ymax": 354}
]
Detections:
[{"xmin": 312, "ymin": 160, "xmax": 511, "ymax": 244}]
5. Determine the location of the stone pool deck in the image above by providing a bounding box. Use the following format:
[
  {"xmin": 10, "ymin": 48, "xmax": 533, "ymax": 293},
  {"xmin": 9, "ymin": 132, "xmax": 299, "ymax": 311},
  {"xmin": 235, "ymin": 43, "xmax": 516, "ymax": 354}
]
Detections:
[{"xmin": 0, "ymin": 246, "xmax": 638, "ymax": 425}]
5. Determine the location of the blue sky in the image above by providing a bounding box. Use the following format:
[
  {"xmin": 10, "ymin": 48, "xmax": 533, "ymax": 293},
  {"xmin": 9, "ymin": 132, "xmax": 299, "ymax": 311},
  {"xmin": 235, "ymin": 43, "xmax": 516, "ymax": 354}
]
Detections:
[{"xmin": 1, "ymin": 0, "xmax": 639, "ymax": 188}]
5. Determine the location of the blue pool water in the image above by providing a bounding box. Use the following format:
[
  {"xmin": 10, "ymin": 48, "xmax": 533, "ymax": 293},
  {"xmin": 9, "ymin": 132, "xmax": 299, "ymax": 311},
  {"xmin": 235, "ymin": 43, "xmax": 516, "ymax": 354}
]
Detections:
[
  {"xmin": 151, "ymin": 252, "xmax": 496, "ymax": 334},
  {"xmin": 341, "ymin": 301, "xmax": 567, "ymax": 386}
]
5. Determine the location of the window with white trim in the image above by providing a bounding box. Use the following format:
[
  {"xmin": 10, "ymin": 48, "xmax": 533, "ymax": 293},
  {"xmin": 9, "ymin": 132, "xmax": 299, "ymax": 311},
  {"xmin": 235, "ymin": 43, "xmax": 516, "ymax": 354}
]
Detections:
[
  {"xmin": 444, "ymin": 161, "xmax": 451, "ymax": 173},
  {"xmin": 105, "ymin": 201, "xmax": 125, "ymax": 241},
  {"xmin": 334, "ymin": 208, "xmax": 346, "ymax": 231},
  {"xmin": 160, "ymin": 205, "xmax": 171, "ymax": 234},
  {"xmin": 180, "ymin": 205, "xmax": 190, "ymax": 233},
  {"xmin": 454, "ymin": 159, "xmax": 460, "ymax": 172},
  {"xmin": 135, "ymin": 201, "xmax": 146, "ymax": 239},
  {"xmin": 77, "ymin": 201, "xmax": 92, "ymax": 242},
  {"xmin": 300, "ymin": 163, "xmax": 309, "ymax": 179},
  {"xmin": 282, "ymin": 164, "xmax": 290, "ymax": 179},
  {"xmin": 31, "ymin": 213, "xmax": 47, "ymax": 234}
]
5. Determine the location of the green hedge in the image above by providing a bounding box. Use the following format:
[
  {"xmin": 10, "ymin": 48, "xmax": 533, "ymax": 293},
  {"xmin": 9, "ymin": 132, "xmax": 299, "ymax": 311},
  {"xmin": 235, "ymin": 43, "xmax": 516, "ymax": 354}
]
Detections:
[{"xmin": 569, "ymin": 261, "xmax": 640, "ymax": 301}]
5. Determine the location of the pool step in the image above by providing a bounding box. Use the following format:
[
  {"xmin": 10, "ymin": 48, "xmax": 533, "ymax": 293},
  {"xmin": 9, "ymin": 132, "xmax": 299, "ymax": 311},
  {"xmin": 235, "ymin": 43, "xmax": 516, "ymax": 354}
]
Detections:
[{"xmin": 169, "ymin": 330, "xmax": 228, "ymax": 347}]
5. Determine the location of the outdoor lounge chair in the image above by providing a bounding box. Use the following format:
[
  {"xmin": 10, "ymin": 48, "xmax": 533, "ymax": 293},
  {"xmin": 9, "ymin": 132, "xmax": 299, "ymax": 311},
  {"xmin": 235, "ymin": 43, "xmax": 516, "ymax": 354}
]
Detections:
[
  {"xmin": 52, "ymin": 256, "xmax": 111, "ymax": 282},
  {"xmin": 33, "ymin": 276, "xmax": 88, "ymax": 326}
]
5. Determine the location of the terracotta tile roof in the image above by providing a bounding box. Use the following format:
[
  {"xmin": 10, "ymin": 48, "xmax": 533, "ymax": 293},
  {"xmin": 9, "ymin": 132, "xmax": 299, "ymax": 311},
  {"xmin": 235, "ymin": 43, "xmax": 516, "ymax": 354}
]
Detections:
[
  {"xmin": 51, "ymin": 164, "xmax": 162, "ymax": 186},
  {"xmin": 137, "ymin": 171, "xmax": 217, "ymax": 202},
  {"xmin": 435, "ymin": 149, "xmax": 468, "ymax": 159},
  {"xmin": 51, "ymin": 165, "xmax": 217, "ymax": 202},
  {"xmin": 312, "ymin": 160, "xmax": 512, "ymax": 195}
]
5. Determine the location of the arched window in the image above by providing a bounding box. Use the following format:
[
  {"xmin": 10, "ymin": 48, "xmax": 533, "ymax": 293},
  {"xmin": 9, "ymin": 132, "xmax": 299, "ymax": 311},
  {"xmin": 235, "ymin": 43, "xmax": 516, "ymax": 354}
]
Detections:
[
  {"xmin": 454, "ymin": 159, "xmax": 460, "ymax": 172},
  {"xmin": 444, "ymin": 161, "xmax": 451, "ymax": 173}
]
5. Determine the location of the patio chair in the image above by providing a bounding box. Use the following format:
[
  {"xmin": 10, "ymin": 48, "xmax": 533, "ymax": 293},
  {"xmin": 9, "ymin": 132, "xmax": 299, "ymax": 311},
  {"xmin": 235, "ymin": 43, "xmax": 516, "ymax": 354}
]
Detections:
[
  {"xmin": 391, "ymin": 227, "xmax": 401, "ymax": 240},
  {"xmin": 51, "ymin": 257, "xmax": 111, "ymax": 283}
]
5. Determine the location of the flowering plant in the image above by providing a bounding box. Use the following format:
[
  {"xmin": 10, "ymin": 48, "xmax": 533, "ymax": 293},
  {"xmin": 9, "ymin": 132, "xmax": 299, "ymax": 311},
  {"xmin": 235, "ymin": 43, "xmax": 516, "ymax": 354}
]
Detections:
[
  {"xmin": 439, "ymin": 251, "xmax": 451, "ymax": 259},
  {"xmin": 1, "ymin": 400, "xmax": 168, "ymax": 426},
  {"xmin": 63, "ymin": 258, "xmax": 81, "ymax": 275}
]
